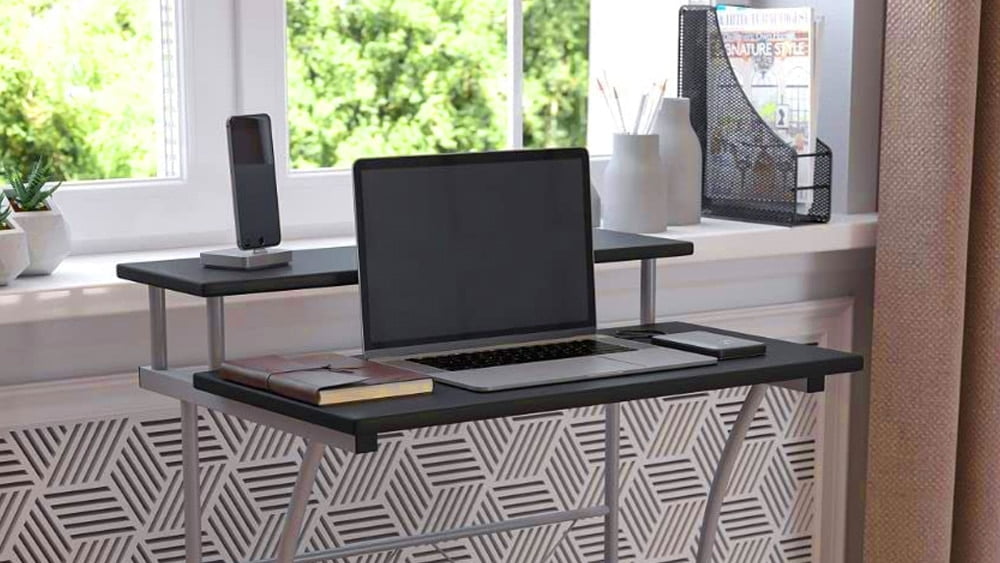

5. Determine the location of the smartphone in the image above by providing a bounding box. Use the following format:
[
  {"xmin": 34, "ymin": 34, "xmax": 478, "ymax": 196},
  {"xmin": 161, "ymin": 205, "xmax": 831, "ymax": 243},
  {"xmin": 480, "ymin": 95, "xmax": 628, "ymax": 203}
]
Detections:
[{"xmin": 226, "ymin": 114, "xmax": 281, "ymax": 250}]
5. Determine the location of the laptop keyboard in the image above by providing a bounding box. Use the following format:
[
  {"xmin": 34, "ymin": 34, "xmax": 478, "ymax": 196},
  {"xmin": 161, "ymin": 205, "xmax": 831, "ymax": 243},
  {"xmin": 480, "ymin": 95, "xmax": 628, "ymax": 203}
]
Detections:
[{"xmin": 410, "ymin": 339, "xmax": 632, "ymax": 372}]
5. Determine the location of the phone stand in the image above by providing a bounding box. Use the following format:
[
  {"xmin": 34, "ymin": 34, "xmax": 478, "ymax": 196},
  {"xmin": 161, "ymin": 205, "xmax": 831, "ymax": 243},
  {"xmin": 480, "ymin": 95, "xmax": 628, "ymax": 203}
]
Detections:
[{"xmin": 200, "ymin": 247, "xmax": 292, "ymax": 270}]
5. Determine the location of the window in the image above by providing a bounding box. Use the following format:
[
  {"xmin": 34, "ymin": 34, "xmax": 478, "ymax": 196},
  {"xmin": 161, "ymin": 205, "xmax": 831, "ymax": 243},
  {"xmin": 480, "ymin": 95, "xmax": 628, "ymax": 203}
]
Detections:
[
  {"xmin": 585, "ymin": 0, "xmax": 686, "ymax": 154},
  {"xmin": 283, "ymin": 0, "xmax": 684, "ymax": 170},
  {"xmin": 14, "ymin": 0, "xmax": 878, "ymax": 253},
  {"xmin": 521, "ymin": 0, "xmax": 590, "ymax": 149},
  {"xmin": 0, "ymin": 0, "xmax": 181, "ymax": 181},
  {"xmin": 286, "ymin": 0, "xmax": 508, "ymax": 170}
]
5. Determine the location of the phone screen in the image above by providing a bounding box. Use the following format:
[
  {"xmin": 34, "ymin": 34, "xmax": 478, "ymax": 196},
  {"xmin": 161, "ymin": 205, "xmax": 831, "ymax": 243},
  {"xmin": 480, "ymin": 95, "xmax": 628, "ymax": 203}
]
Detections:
[{"xmin": 227, "ymin": 114, "xmax": 281, "ymax": 249}]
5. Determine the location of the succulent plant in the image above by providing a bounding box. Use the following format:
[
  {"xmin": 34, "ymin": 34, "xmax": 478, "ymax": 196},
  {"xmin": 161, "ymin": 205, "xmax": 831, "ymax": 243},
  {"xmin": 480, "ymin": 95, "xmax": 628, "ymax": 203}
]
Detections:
[
  {"xmin": 0, "ymin": 197, "xmax": 10, "ymax": 230},
  {"xmin": 4, "ymin": 156, "xmax": 63, "ymax": 212}
]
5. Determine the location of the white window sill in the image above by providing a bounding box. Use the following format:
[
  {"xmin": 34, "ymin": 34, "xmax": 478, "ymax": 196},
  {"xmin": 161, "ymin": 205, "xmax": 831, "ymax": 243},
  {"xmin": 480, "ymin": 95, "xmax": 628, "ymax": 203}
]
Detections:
[{"xmin": 0, "ymin": 213, "xmax": 876, "ymax": 326}]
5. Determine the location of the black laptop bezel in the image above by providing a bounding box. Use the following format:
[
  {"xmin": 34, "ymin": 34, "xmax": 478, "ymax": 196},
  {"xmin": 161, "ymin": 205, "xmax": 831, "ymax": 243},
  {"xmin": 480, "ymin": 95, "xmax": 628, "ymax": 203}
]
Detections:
[{"xmin": 353, "ymin": 148, "xmax": 596, "ymax": 353}]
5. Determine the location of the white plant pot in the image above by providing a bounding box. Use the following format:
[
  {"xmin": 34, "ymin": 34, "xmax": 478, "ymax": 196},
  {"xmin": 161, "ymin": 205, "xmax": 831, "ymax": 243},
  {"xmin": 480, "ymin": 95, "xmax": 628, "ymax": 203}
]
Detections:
[
  {"xmin": 600, "ymin": 134, "xmax": 668, "ymax": 233},
  {"xmin": 654, "ymin": 97, "xmax": 703, "ymax": 226},
  {"xmin": 9, "ymin": 197, "xmax": 71, "ymax": 276},
  {"xmin": 0, "ymin": 218, "xmax": 30, "ymax": 285}
]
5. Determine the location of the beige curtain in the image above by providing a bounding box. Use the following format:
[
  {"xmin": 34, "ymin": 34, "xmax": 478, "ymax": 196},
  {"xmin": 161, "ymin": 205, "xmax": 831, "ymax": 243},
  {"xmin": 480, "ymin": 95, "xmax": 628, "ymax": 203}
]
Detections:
[{"xmin": 865, "ymin": 1, "xmax": 1000, "ymax": 561}]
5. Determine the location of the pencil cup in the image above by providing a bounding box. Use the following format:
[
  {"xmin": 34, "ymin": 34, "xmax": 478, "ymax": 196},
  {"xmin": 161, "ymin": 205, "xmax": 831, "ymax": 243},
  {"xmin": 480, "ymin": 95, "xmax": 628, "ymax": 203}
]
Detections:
[{"xmin": 600, "ymin": 134, "xmax": 668, "ymax": 233}]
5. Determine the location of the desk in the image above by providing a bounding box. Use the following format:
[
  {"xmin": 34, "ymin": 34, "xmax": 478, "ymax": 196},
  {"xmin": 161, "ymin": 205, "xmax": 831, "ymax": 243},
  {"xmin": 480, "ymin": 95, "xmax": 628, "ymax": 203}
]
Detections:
[{"xmin": 118, "ymin": 229, "xmax": 861, "ymax": 563}]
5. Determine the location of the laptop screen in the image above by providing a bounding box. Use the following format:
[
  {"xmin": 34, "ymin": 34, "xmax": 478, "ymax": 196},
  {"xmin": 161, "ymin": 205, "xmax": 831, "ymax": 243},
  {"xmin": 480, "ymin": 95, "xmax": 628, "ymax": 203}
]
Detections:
[{"xmin": 355, "ymin": 149, "xmax": 595, "ymax": 352}]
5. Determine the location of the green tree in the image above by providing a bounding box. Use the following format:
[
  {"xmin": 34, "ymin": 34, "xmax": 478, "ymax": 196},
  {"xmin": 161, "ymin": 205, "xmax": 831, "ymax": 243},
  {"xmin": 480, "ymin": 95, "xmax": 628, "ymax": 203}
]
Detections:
[
  {"xmin": 523, "ymin": 0, "xmax": 590, "ymax": 148},
  {"xmin": 287, "ymin": 0, "xmax": 509, "ymax": 169},
  {"xmin": 0, "ymin": 0, "xmax": 159, "ymax": 180},
  {"xmin": 287, "ymin": 0, "xmax": 592, "ymax": 168},
  {"xmin": 0, "ymin": 0, "xmax": 594, "ymax": 179}
]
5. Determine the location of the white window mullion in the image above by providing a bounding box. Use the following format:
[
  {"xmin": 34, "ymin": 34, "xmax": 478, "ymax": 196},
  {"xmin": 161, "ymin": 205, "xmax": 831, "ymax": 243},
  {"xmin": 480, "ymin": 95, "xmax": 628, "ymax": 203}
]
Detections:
[
  {"xmin": 157, "ymin": 0, "xmax": 182, "ymax": 178},
  {"xmin": 507, "ymin": 0, "xmax": 524, "ymax": 149}
]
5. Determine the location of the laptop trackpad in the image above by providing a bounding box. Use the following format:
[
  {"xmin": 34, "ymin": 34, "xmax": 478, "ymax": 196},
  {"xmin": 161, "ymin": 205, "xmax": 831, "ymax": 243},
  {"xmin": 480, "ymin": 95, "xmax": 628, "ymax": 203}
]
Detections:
[
  {"xmin": 432, "ymin": 356, "xmax": 633, "ymax": 392},
  {"xmin": 610, "ymin": 347, "xmax": 718, "ymax": 368}
]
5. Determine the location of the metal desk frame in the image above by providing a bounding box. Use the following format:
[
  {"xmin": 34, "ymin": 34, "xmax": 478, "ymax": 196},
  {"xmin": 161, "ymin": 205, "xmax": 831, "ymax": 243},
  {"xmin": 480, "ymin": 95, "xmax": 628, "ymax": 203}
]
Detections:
[{"xmin": 143, "ymin": 258, "xmax": 766, "ymax": 563}]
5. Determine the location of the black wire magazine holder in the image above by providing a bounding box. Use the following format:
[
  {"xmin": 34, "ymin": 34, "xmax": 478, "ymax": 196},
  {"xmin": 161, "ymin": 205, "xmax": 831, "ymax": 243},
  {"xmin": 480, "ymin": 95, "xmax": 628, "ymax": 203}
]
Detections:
[{"xmin": 678, "ymin": 6, "xmax": 831, "ymax": 226}]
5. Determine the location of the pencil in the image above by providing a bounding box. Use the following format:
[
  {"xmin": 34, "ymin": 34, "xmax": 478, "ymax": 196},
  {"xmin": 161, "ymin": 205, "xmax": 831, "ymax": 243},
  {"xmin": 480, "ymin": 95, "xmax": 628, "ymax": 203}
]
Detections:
[
  {"xmin": 596, "ymin": 78, "xmax": 620, "ymax": 133},
  {"xmin": 612, "ymin": 87, "xmax": 627, "ymax": 136},
  {"xmin": 644, "ymin": 80, "xmax": 669, "ymax": 134},
  {"xmin": 633, "ymin": 94, "xmax": 648, "ymax": 135}
]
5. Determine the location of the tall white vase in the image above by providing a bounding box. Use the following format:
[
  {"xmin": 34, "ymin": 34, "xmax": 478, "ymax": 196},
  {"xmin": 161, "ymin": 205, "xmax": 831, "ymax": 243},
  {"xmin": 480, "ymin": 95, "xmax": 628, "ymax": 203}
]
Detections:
[
  {"xmin": 654, "ymin": 97, "xmax": 703, "ymax": 225},
  {"xmin": 600, "ymin": 134, "xmax": 668, "ymax": 233}
]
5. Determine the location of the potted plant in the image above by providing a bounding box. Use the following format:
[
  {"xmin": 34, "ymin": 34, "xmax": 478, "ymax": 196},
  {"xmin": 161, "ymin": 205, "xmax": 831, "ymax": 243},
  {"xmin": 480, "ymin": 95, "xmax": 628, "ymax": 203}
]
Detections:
[
  {"xmin": 0, "ymin": 195, "xmax": 29, "ymax": 285},
  {"xmin": 3, "ymin": 157, "xmax": 70, "ymax": 275}
]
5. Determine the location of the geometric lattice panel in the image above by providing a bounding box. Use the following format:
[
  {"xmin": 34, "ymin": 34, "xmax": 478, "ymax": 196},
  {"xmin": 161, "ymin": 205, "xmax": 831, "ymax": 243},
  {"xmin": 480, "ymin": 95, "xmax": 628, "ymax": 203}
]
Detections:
[{"xmin": 0, "ymin": 386, "xmax": 817, "ymax": 562}]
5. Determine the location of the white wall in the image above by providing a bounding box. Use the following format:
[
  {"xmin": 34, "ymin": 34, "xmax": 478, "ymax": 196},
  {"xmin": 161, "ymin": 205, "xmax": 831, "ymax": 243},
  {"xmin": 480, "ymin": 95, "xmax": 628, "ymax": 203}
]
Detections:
[{"xmin": 756, "ymin": 0, "xmax": 883, "ymax": 214}]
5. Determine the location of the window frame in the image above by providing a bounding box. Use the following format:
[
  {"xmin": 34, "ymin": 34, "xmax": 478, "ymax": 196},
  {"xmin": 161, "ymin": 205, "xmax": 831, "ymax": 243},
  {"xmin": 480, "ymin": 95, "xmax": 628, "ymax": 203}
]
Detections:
[
  {"xmin": 49, "ymin": 0, "xmax": 236, "ymax": 254},
  {"xmin": 235, "ymin": 0, "xmax": 533, "ymax": 240}
]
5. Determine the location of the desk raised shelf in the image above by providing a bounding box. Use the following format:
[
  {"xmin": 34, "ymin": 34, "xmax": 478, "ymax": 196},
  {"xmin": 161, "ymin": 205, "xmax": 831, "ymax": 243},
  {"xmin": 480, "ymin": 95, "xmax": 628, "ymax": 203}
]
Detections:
[{"xmin": 117, "ymin": 228, "xmax": 693, "ymax": 297}]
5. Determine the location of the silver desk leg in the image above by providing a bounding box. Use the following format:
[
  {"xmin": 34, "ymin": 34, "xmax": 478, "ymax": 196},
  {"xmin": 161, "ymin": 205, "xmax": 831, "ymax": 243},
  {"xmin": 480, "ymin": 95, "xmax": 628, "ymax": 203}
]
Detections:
[
  {"xmin": 207, "ymin": 297, "xmax": 225, "ymax": 369},
  {"xmin": 182, "ymin": 400, "xmax": 202, "ymax": 562},
  {"xmin": 695, "ymin": 384, "xmax": 767, "ymax": 563},
  {"xmin": 149, "ymin": 287, "xmax": 167, "ymax": 370},
  {"xmin": 640, "ymin": 258, "xmax": 657, "ymax": 325},
  {"xmin": 276, "ymin": 441, "xmax": 325, "ymax": 563},
  {"xmin": 604, "ymin": 403, "xmax": 620, "ymax": 563}
]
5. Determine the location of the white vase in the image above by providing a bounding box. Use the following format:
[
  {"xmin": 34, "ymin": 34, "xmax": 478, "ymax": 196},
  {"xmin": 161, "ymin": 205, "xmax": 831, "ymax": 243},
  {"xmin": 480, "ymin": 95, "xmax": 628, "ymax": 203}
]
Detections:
[
  {"xmin": 600, "ymin": 134, "xmax": 668, "ymax": 233},
  {"xmin": 9, "ymin": 196, "xmax": 71, "ymax": 276},
  {"xmin": 654, "ymin": 97, "xmax": 703, "ymax": 226},
  {"xmin": 0, "ymin": 218, "xmax": 30, "ymax": 285}
]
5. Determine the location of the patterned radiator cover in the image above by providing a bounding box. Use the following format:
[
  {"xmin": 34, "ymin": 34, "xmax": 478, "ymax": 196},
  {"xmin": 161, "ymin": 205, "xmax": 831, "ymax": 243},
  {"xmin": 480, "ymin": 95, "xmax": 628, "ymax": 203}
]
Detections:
[{"xmin": 0, "ymin": 386, "xmax": 816, "ymax": 562}]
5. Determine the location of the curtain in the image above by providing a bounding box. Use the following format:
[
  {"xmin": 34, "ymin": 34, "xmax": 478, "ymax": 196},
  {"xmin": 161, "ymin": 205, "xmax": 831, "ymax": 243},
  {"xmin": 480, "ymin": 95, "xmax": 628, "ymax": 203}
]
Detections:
[{"xmin": 865, "ymin": 1, "xmax": 1000, "ymax": 561}]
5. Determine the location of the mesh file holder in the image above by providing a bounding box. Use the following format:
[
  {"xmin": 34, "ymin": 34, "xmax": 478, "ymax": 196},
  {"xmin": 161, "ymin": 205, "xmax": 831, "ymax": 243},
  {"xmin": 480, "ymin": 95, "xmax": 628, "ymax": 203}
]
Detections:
[{"xmin": 678, "ymin": 6, "xmax": 832, "ymax": 226}]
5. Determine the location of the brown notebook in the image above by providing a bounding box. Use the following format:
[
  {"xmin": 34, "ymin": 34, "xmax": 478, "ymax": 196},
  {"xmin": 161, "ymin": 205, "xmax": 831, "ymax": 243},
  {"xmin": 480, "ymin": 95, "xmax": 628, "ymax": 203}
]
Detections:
[{"xmin": 219, "ymin": 352, "xmax": 432, "ymax": 406}]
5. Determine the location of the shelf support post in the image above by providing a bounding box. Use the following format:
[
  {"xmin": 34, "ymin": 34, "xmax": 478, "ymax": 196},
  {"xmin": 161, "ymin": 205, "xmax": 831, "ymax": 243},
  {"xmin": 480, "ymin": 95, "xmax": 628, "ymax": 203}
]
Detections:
[
  {"xmin": 149, "ymin": 287, "xmax": 167, "ymax": 369},
  {"xmin": 207, "ymin": 296, "xmax": 226, "ymax": 369},
  {"xmin": 640, "ymin": 258, "xmax": 657, "ymax": 325}
]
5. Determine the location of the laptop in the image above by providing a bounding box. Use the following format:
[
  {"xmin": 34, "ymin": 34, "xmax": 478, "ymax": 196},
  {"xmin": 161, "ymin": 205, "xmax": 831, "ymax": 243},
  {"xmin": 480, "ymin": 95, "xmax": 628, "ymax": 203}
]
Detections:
[{"xmin": 353, "ymin": 148, "xmax": 716, "ymax": 392}]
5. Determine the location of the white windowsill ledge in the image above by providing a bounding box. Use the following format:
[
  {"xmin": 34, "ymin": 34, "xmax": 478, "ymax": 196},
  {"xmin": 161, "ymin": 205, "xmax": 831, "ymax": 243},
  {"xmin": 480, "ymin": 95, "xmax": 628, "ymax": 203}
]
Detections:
[{"xmin": 0, "ymin": 213, "xmax": 876, "ymax": 326}]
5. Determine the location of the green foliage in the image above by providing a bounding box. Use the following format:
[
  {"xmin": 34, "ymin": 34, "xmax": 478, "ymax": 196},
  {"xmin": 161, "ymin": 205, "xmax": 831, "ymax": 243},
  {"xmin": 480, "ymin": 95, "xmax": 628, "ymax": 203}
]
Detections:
[
  {"xmin": 4, "ymin": 156, "xmax": 63, "ymax": 211},
  {"xmin": 0, "ymin": 0, "xmax": 159, "ymax": 180},
  {"xmin": 522, "ymin": 0, "xmax": 590, "ymax": 149},
  {"xmin": 286, "ymin": 0, "xmax": 590, "ymax": 169},
  {"xmin": 0, "ymin": 197, "xmax": 11, "ymax": 229},
  {"xmin": 287, "ymin": 0, "xmax": 509, "ymax": 169},
  {"xmin": 2, "ymin": 0, "xmax": 592, "ymax": 180}
]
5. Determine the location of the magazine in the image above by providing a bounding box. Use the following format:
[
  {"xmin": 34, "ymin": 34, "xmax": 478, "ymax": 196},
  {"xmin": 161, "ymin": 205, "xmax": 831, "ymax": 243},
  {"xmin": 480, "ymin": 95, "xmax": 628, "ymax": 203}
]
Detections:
[
  {"xmin": 716, "ymin": 5, "xmax": 815, "ymax": 154},
  {"xmin": 716, "ymin": 5, "xmax": 818, "ymax": 194}
]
